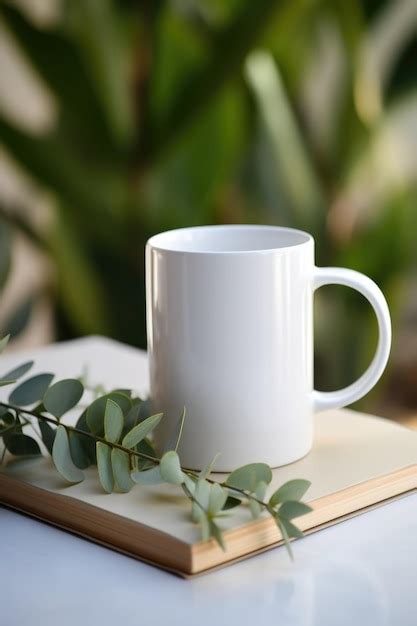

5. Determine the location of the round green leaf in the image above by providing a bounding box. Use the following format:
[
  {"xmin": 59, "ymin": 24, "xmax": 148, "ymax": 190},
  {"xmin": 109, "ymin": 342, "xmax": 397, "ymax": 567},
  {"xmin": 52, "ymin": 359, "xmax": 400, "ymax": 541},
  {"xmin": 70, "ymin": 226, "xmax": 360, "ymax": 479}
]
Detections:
[
  {"xmin": 222, "ymin": 496, "xmax": 242, "ymax": 511},
  {"xmin": 39, "ymin": 420, "xmax": 56, "ymax": 454},
  {"xmin": 4, "ymin": 432, "xmax": 41, "ymax": 456},
  {"xmin": 44, "ymin": 379, "xmax": 84, "ymax": 418},
  {"xmin": 269, "ymin": 479, "xmax": 311, "ymax": 507},
  {"xmin": 163, "ymin": 407, "xmax": 185, "ymax": 452},
  {"xmin": 199, "ymin": 453, "xmax": 220, "ymax": 480},
  {"xmin": 104, "ymin": 399, "xmax": 124, "ymax": 443},
  {"xmin": 69, "ymin": 431, "xmax": 90, "ymax": 469},
  {"xmin": 96, "ymin": 442, "xmax": 113, "ymax": 493},
  {"xmin": 87, "ymin": 392, "xmax": 131, "ymax": 434},
  {"xmin": 226, "ymin": 463, "xmax": 272, "ymax": 492},
  {"xmin": 279, "ymin": 517, "xmax": 304, "ymax": 539},
  {"xmin": 74, "ymin": 409, "xmax": 96, "ymax": 464},
  {"xmin": 192, "ymin": 479, "xmax": 210, "ymax": 522},
  {"xmin": 208, "ymin": 483, "xmax": 227, "ymax": 516},
  {"xmin": 52, "ymin": 425, "xmax": 84, "ymax": 483},
  {"xmin": 1, "ymin": 360, "xmax": 34, "ymax": 381},
  {"xmin": 159, "ymin": 450, "xmax": 184, "ymax": 485},
  {"xmin": 249, "ymin": 498, "xmax": 262, "ymax": 519},
  {"xmin": 278, "ymin": 501, "xmax": 312, "ymax": 520},
  {"xmin": 0, "ymin": 411, "xmax": 15, "ymax": 434},
  {"xmin": 111, "ymin": 448, "xmax": 133, "ymax": 492},
  {"xmin": 131, "ymin": 465, "xmax": 163, "ymax": 485},
  {"xmin": 9, "ymin": 373, "xmax": 54, "ymax": 406},
  {"xmin": 122, "ymin": 413, "xmax": 162, "ymax": 449},
  {"xmin": 0, "ymin": 379, "xmax": 17, "ymax": 387},
  {"xmin": 208, "ymin": 520, "xmax": 226, "ymax": 551}
]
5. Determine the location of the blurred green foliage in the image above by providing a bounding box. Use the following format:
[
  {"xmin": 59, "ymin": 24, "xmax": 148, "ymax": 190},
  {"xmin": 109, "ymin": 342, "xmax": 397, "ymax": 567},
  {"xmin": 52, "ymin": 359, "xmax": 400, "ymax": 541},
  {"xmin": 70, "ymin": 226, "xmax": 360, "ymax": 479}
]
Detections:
[{"xmin": 0, "ymin": 0, "xmax": 416, "ymax": 408}]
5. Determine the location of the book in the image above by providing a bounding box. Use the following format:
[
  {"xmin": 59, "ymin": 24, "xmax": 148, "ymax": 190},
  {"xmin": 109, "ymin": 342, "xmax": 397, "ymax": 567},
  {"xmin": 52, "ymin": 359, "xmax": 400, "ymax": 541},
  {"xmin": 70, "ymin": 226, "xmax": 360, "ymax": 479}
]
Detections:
[{"xmin": 1, "ymin": 337, "xmax": 417, "ymax": 577}]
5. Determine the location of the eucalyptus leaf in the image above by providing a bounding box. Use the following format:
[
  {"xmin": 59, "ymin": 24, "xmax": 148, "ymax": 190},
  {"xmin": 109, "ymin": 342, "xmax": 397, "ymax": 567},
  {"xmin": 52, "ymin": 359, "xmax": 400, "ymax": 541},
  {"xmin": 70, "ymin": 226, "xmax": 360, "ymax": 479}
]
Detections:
[
  {"xmin": 52, "ymin": 425, "xmax": 84, "ymax": 483},
  {"xmin": 0, "ymin": 335, "xmax": 10, "ymax": 354},
  {"xmin": 123, "ymin": 402, "xmax": 141, "ymax": 433},
  {"xmin": 199, "ymin": 453, "xmax": 220, "ymax": 480},
  {"xmin": 96, "ymin": 442, "xmax": 113, "ymax": 493},
  {"xmin": 0, "ymin": 380, "xmax": 16, "ymax": 387},
  {"xmin": 138, "ymin": 398, "xmax": 151, "ymax": 421},
  {"xmin": 183, "ymin": 473, "xmax": 196, "ymax": 494},
  {"xmin": 159, "ymin": 450, "xmax": 184, "ymax": 485},
  {"xmin": 136, "ymin": 438, "xmax": 157, "ymax": 458},
  {"xmin": 131, "ymin": 465, "xmax": 163, "ymax": 486},
  {"xmin": 279, "ymin": 517, "xmax": 305, "ymax": 539},
  {"xmin": 39, "ymin": 420, "xmax": 56, "ymax": 454},
  {"xmin": 208, "ymin": 483, "xmax": 227, "ymax": 516},
  {"xmin": 275, "ymin": 517, "xmax": 293, "ymax": 560},
  {"xmin": 0, "ymin": 411, "xmax": 15, "ymax": 434},
  {"xmin": 44, "ymin": 379, "xmax": 84, "ymax": 418},
  {"xmin": 222, "ymin": 496, "xmax": 242, "ymax": 510},
  {"xmin": 164, "ymin": 407, "xmax": 186, "ymax": 452},
  {"xmin": 269, "ymin": 479, "xmax": 311, "ymax": 507},
  {"xmin": 249, "ymin": 498, "xmax": 262, "ymax": 519},
  {"xmin": 278, "ymin": 501, "xmax": 312, "ymax": 520},
  {"xmin": 1, "ymin": 361, "xmax": 34, "ymax": 381},
  {"xmin": 69, "ymin": 431, "xmax": 90, "ymax": 469},
  {"xmin": 9, "ymin": 373, "xmax": 54, "ymax": 406},
  {"xmin": 43, "ymin": 378, "xmax": 84, "ymax": 419},
  {"xmin": 257, "ymin": 480, "xmax": 268, "ymax": 498},
  {"xmin": 200, "ymin": 513, "xmax": 210, "ymax": 541},
  {"xmin": 209, "ymin": 520, "xmax": 225, "ymax": 551},
  {"xmin": 4, "ymin": 432, "xmax": 41, "ymax": 456},
  {"xmin": 192, "ymin": 479, "xmax": 210, "ymax": 522},
  {"xmin": 122, "ymin": 413, "xmax": 162, "ymax": 449},
  {"xmin": 75, "ymin": 409, "xmax": 96, "ymax": 463},
  {"xmin": 111, "ymin": 448, "xmax": 133, "ymax": 492},
  {"xmin": 87, "ymin": 392, "xmax": 131, "ymax": 434},
  {"xmin": 226, "ymin": 463, "xmax": 272, "ymax": 492},
  {"xmin": 249, "ymin": 480, "xmax": 268, "ymax": 519},
  {"xmin": 104, "ymin": 399, "xmax": 124, "ymax": 443}
]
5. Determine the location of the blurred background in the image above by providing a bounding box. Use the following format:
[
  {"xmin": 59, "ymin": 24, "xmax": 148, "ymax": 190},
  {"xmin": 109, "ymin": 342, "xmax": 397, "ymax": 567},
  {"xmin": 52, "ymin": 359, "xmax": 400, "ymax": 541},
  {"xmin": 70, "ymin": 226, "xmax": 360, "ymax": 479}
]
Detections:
[{"xmin": 0, "ymin": 0, "xmax": 416, "ymax": 421}]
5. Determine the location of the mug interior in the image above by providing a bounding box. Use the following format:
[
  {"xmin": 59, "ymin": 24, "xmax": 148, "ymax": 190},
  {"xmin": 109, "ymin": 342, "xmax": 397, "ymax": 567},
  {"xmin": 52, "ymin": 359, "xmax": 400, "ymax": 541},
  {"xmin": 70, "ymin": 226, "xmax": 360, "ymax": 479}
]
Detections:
[{"xmin": 147, "ymin": 225, "xmax": 311, "ymax": 253}]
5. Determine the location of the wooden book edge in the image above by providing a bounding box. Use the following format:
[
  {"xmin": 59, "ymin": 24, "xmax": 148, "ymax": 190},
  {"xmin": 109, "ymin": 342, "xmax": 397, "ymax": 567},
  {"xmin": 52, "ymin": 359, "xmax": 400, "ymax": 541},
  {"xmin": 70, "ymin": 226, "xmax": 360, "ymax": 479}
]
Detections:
[{"xmin": 2, "ymin": 465, "xmax": 417, "ymax": 577}]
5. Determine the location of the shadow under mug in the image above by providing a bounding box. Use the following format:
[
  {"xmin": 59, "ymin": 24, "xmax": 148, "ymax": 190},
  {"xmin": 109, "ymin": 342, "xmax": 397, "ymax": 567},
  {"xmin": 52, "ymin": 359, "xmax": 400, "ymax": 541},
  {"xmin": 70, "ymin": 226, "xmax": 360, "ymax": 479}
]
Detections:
[{"xmin": 145, "ymin": 225, "xmax": 391, "ymax": 471}]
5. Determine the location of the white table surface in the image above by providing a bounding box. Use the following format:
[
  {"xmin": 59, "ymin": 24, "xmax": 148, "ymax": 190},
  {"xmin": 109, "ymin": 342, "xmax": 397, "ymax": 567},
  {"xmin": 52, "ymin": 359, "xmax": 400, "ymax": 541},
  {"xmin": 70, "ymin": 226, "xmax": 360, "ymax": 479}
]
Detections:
[{"xmin": 1, "ymin": 337, "xmax": 416, "ymax": 625}]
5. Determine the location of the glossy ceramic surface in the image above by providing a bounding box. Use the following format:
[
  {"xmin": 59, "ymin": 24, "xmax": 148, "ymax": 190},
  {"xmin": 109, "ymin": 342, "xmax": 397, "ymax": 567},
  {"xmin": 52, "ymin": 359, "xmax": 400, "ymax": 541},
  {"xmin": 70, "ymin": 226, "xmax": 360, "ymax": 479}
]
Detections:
[{"xmin": 146, "ymin": 225, "xmax": 391, "ymax": 470}]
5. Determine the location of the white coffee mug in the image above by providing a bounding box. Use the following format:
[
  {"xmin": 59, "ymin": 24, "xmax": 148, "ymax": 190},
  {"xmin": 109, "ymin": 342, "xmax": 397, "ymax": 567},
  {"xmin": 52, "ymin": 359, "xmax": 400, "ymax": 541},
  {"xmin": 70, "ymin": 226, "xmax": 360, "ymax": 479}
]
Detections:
[{"xmin": 146, "ymin": 225, "xmax": 391, "ymax": 471}]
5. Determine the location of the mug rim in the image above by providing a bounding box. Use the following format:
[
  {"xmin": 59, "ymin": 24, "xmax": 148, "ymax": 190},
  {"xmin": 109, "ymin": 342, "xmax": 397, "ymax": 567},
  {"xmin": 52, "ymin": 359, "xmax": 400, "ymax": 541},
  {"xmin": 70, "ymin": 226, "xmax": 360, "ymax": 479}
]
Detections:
[{"xmin": 146, "ymin": 224, "xmax": 313, "ymax": 255}]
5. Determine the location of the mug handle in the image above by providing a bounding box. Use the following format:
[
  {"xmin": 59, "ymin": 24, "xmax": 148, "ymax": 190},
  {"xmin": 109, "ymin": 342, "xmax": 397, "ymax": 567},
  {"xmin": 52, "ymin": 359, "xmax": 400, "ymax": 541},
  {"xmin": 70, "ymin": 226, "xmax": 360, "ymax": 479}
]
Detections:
[{"xmin": 313, "ymin": 267, "xmax": 391, "ymax": 412}]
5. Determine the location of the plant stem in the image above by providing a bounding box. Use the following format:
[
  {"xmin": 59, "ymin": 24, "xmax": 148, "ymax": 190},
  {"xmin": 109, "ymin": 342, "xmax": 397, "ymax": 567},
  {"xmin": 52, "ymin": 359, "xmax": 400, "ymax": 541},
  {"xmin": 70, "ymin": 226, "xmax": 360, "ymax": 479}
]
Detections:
[
  {"xmin": 0, "ymin": 402, "xmax": 270, "ymax": 512},
  {"xmin": 0, "ymin": 402, "xmax": 159, "ymax": 464}
]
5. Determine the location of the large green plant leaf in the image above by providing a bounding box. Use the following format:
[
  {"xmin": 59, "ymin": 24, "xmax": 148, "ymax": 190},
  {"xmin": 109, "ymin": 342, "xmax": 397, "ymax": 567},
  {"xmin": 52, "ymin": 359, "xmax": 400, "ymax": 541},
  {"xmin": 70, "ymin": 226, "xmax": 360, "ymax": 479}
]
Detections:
[
  {"xmin": 143, "ymin": 0, "xmax": 284, "ymax": 164},
  {"xmin": 0, "ymin": 3, "xmax": 114, "ymax": 151},
  {"xmin": 245, "ymin": 50, "xmax": 324, "ymax": 232},
  {"xmin": 49, "ymin": 210, "xmax": 112, "ymax": 335},
  {"xmin": 65, "ymin": 0, "xmax": 133, "ymax": 148},
  {"xmin": 0, "ymin": 116, "xmax": 123, "ymax": 227}
]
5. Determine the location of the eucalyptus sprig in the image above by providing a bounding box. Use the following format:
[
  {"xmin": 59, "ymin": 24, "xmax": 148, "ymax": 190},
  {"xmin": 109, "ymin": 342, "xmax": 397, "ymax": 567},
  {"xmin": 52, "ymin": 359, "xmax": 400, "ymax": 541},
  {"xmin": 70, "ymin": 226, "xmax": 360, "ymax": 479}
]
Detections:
[{"xmin": 0, "ymin": 336, "xmax": 312, "ymax": 556}]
